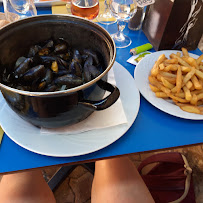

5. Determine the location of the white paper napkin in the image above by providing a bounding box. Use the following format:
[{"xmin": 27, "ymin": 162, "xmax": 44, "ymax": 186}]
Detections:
[
  {"xmin": 127, "ymin": 51, "xmax": 151, "ymax": 65},
  {"xmin": 41, "ymin": 67, "xmax": 128, "ymax": 135}
]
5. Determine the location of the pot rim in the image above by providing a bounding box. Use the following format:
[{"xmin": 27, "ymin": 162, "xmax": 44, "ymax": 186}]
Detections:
[{"xmin": 0, "ymin": 14, "xmax": 116, "ymax": 97}]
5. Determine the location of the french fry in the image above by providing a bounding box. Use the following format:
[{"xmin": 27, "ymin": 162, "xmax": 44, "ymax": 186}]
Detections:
[
  {"xmin": 176, "ymin": 65, "xmax": 182, "ymax": 93},
  {"xmin": 190, "ymin": 94, "xmax": 198, "ymax": 105},
  {"xmin": 151, "ymin": 62, "xmax": 159, "ymax": 76},
  {"xmin": 164, "ymin": 64, "xmax": 178, "ymax": 72},
  {"xmin": 191, "ymin": 75, "xmax": 202, "ymax": 90},
  {"xmin": 183, "ymin": 57, "xmax": 198, "ymax": 69},
  {"xmin": 191, "ymin": 89, "xmax": 203, "ymax": 95},
  {"xmin": 190, "ymin": 86, "xmax": 195, "ymax": 91},
  {"xmin": 195, "ymin": 69, "xmax": 203, "ymax": 80},
  {"xmin": 171, "ymin": 86, "xmax": 177, "ymax": 93},
  {"xmin": 176, "ymin": 52, "xmax": 181, "ymax": 57},
  {"xmin": 197, "ymin": 93, "xmax": 203, "ymax": 101},
  {"xmin": 164, "ymin": 58, "xmax": 178, "ymax": 64},
  {"xmin": 168, "ymin": 93, "xmax": 188, "ymax": 103},
  {"xmin": 157, "ymin": 74, "xmax": 176, "ymax": 84},
  {"xmin": 148, "ymin": 51, "xmax": 203, "ymax": 115},
  {"xmin": 159, "ymin": 63, "xmax": 165, "ymax": 70},
  {"xmin": 180, "ymin": 105, "xmax": 200, "ymax": 114},
  {"xmin": 149, "ymin": 84, "xmax": 160, "ymax": 92},
  {"xmin": 163, "ymin": 77, "xmax": 176, "ymax": 84},
  {"xmin": 199, "ymin": 64, "xmax": 203, "ymax": 71},
  {"xmin": 148, "ymin": 76, "xmax": 171, "ymax": 94},
  {"xmin": 182, "ymin": 47, "xmax": 189, "ymax": 57},
  {"xmin": 186, "ymin": 81, "xmax": 193, "ymax": 89},
  {"xmin": 161, "ymin": 77, "xmax": 175, "ymax": 89},
  {"xmin": 175, "ymin": 92, "xmax": 185, "ymax": 99},
  {"xmin": 155, "ymin": 92, "xmax": 168, "ymax": 98},
  {"xmin": 196, "ymin": 54, "xmax": 203, "ymax": 65},
  {"xmin": 175, "ymin": 102, "xmax": 185, "ymax": 107},
  {"xmin": 198, "ymin": 105, "xmax": 203, "ymax": 111},
  {"xmin": 159, "ymin": 71, "xmax": 177, "ymax": 78},
  {"xmin": 151, "ymin": 54, "xmax": 165, "ymax": 76},
  {"xmin": 156, "ymin": 74, "xmax": 162, "ymax": 82},
  {"xmin": 170, "ymin": 53, "xmax": 192, "ymax": 67},
  {"xmin": 199, "ymin": 79, "xmax": 203, "ymax": 88},
  {"xmin": 181, "ymin": 66, "xmax": 191, "ymax": 72},
  {"xmin": 197, "ymin": 100, "xmax": 203, "ymax": 106},
  {"xmin": 183, "ymin": 86, "xmax": 192, "ymax": 101},
  {"xmin": 183, "ymin": 67, "xmax": 195, "ymax": 84}
]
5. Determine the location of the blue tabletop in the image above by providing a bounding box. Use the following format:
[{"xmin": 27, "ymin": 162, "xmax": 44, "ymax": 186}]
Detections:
[{"xmin": 0, "ymin": 5, "xmax": 202, "ymax": 174}]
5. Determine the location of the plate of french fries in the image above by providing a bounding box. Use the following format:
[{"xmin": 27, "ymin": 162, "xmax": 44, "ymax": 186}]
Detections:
[{"xmin": 134, "ymin": 48, "xmax": 203, "ymax": 119}]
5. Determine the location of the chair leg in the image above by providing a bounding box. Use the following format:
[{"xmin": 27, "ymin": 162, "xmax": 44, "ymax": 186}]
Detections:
[
  {"xmin": 48, "ymin": 162, "xmax": 95, "ymax": 191},
  {"xmin": 81, "ymin": 162, "xmax": 95, "ymax": 174},
  {"xmin": 48, "ymin": 164, "xmax": 77, "ymax": 191}
]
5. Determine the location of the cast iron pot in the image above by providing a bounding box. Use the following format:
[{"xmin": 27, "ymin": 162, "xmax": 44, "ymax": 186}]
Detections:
[{"xmin": 0, "ymin": 14, "xmax": 118, "ymax": 128}]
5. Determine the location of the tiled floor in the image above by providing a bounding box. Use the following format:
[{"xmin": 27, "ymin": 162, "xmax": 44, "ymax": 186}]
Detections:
[{"xmin": 43, "ymin": 144, "xmax": 203, "ymax": 203}]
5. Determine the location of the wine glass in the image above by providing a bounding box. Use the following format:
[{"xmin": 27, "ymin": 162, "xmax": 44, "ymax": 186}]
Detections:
[
  {"xmin": 3, "ymin": 0, "xmax": 37, "ymax": 22},
  {"xmin": 71, "ymin": 0, "xmax": 99, "ymax": 20},
  {"xmin": 96, "ymin": 0, "xmax": 116, "ymax": 25},
  {"xmin": 109, "ymin": 0, "xmax": 137, "ymax": 48}
]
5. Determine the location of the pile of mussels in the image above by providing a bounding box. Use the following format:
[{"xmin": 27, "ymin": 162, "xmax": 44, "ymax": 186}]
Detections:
[{"xmin": 1, "ymin": 38, "xmax": 103, "ymax": 92}]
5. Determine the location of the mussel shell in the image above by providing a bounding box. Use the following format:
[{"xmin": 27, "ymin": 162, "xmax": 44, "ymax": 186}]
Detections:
[
  {"xmin": 41, "ymin": 69, "xmax": 53, "ymax": 84},
  {"xmin": 43, "ymin": 84, "xmax": 58, "ymax": 92},
  {"xmin": 54, "ymin": 43, "xmax": 67, "ymax": 54},
  {"xmin": 23, "ymin": 65, "xmax": 46, "ymax": 81},
  {"xmin": 84, "ymin": 55, "xmax": 93, "ymax": 69},
  {"xmin": 14, "ymin": 58, "xmax": 33, "ymax": 78},
  {"xmin": 37, "ymin": 55, "xmax": 57, "ymax": 66},
  {"xmin": 69, "ymin": 61, "xmax": 82, "ymax": 77},
  {"xmin": 28, "ymin": 45, "xmax": 41, "ymax": 57},
  {"xmin": 44, "ymin": 40, "xmax": 54, "ymax": 48},
  {"xmin": 83, "ymin": 49, "xmax": 99, "ymax": 65},
  {"xmin": 2, "ymin": 67, "xmax": 13, "ymax": 84},
  {"xmin": 15, "ymin": 57, "xmax": 27, "ymax": 68},
  {"xmin": 73, "ymin": 49, "xmax": 82, "ymax": 64},
  {"xmin": 56, "ymin": 69, "xmax": 69, "ymax": 76},
  {"xmin": 56, "ymin": 57, "xmax": 69, "ymax": 68},
  {"xmin": 54, "ymin": 74, "xmax": 83, "ymax": 87}
]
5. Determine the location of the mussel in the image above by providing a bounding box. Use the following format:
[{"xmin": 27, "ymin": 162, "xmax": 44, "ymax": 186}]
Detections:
[
  {"xmin": 23, "ymin": 65, "xmax": 46, "ymax": 81},
  {"xmin": 1, "ymin": 38, "xmax": 103, "ymax": 92},
  {"xmin": 14, "ymin": 58, "xmax": 33, "ymax": 79},
  {"xmin": 55, "ymin": 74, "xmax": 83, "ymax": 88}
]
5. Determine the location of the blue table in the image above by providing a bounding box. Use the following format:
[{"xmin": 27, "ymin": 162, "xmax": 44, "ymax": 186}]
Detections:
[{"xmin": 0, "ymin": 5, "xmax": 202, "ymax": 174}]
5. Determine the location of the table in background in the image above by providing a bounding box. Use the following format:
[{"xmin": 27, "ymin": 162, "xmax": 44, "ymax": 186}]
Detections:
[{"xmin": 0, "ymin": 4, "xmax": 202, "ymax": 174}]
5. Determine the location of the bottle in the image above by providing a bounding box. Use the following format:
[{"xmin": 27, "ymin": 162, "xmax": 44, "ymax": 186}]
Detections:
[{"xmin": 128, "ymin": 6, "xmax": 145, "ymax": 31}]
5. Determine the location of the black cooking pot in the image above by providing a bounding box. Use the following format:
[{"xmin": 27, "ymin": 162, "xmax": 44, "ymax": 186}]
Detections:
[{"xmin": 0, "ymin": 15, "xmax": 118, "ymax": 128}]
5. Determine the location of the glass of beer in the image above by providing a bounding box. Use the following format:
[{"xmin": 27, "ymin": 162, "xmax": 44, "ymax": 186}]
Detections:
[{"xmin": 71, "ymin": 0, "xmax": 99, "ymax": 20}]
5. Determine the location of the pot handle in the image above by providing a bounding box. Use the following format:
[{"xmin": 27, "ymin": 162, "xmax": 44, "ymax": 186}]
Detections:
[{"xmin": 79, "ymin": 80, "xmax": 120, "ymax": 111}]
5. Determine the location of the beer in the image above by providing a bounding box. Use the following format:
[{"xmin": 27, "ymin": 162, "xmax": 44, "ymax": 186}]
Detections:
[{"xmin": 71, "ymin": 0, "xmax": 99, "ymax": 20}]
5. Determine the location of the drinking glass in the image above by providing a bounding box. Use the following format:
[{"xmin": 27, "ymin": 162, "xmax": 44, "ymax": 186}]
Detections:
[
  {"xmin": 96, "ymin": 0, "xmax": 116, "ymax": 25},
  {"xmin": 109, "ymin": 0, "xmax": 137, "ymax": 48},
  {"xmin": 71, "ymin": 0, "xmax": 99, "ymax": 20},
  {"xmin": 3, "ymin": 0, "xmax": 37, "ymax": 22}
]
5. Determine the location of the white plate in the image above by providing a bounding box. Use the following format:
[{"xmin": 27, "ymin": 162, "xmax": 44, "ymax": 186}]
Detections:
[
  {"xmin": 0, "ymin": 0, "xmax": 66, "ymax": 7},
  {"xmin": 134, "ymin": 50, "xmax": 203, "ymax": 120},
  {"xmin": 0, "ymin": 62, "xmax": 140, "ymax": 157}
]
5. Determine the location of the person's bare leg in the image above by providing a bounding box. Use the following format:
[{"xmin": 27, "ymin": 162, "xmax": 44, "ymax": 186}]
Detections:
[
  {"xmin": 91, "ymin": 157, "xmax": 154, "ymax": 203},
  {"xmin": 0, "ymin": 169, "xmax": 56, "ymax": 203}
]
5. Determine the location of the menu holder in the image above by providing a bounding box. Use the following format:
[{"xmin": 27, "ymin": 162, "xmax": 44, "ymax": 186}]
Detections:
[{"xmin": 142, "ymin": 0, "xmax": 203, "ymax": 51}]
